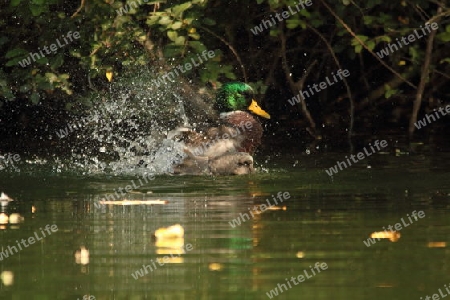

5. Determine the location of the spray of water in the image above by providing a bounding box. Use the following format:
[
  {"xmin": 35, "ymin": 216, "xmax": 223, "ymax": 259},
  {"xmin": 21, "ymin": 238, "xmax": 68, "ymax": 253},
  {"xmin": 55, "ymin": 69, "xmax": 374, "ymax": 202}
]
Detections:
[{"xmin": 63, "ymin": 67, "xmax": 217, "ymax": 176}]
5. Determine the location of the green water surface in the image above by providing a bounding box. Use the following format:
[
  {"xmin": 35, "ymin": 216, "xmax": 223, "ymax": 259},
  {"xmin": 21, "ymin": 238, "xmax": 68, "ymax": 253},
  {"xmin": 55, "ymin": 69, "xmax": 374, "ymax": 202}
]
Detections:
[{"xmin": 0, "ymin": 152, "xmax": 449, "ymax": 300}]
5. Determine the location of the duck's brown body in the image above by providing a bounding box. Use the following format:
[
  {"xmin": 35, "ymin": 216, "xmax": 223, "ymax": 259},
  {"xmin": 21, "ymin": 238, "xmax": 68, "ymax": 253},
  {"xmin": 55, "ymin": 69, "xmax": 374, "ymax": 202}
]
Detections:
[{"xmin": 170, "ymin": 82, "xmax": 269, "ymax": 175}]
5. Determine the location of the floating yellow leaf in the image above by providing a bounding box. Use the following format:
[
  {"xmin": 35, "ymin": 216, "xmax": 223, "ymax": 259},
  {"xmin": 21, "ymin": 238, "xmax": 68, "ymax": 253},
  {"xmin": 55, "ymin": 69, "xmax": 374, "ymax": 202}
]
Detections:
[
  {"xmin": 267, "ymin": 206, "xmax": 287, "ymax": 211},
  {"xmin": 98, "ymin": 199, "xmax": 168, "ymax": 205},
  {"xmin": 0, "ymin": 213, "xmax": 8, "ymax": 225},
  {"xmin": 370, "ymin": 231, "xmax": 400, "ymax": 242},
  {"xmin": 427, "ymin": 242, "xmax": 446, "ymax": 248},
  {"xmin": 209, "ymin": 263, "xmax": 223, "ymax": 271},
  {"xmin": 0, "ymin": 271, "xmax": 13, "ymax": 286},
  {"xmin": 156, "ymin": 237, "xmax": 185, "ymax": 250},
  {"xmin": 296, "ymin": 251, "xmax": 305, "ymax": 258},
  {"xmin": 9, "ymin": 213, "xmax": 24, "ymax": 224},
  {"xmin": 154, "ymin": 224, "xmax": 184, "ymax": 240},
  {"xmin": 75, "ymin": 246, "xmax": 90, "ymax": 265}
]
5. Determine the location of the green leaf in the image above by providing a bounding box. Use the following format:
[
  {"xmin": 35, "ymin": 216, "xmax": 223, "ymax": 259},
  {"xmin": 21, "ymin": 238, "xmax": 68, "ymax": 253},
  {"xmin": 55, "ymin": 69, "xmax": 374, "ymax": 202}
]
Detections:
[
  {"xmin": 436, "ymin": 32, "xmax": 450, "ymax": 42},
  {"xmin": 189, "ymin": 41, "xmax": 206, "ymax": 52},
  {"xmin": 146, "ymin": 15, "xmax": 160, "ymax": 26},
  {"xmin": 286, "ymin": 19, "xmax": 300, "ymax": 29},
  {"xmin": 310, "ymin": 18, "xmax": 324, "ymax": 27},
  {"xmin": 351, "ymin": 35, "xmax": 368, "ymax": 46},
  {"xmin": 203, "ymin": 18, "xmax": 216, "ymax": 26},
  {"xmin": 45, "ymin": 72, "xmax": 58, "ymax": 83},
  {"xmin": 37, "ymin": 80, "xmax": 53, "ymax": 90},
  {"xmin": 5, "ymin": 48, "xmax": 28, "ymax": 58},
  {"xmin": 30, "ymin": 92, "xmax": 40, "ymax": 104},
  {"xmin": 269, "ymin": 28, "xmax": 279, "ymax": 37},
  {"xmin": 188, "ymin": 33, "xmax": 200, "ymax": 40},
  {"xmin": 366, "ymin": 40, "xmax": 375, "ymax": 51},
  {"xmin": 384, "ymin": 84, "xmax": 397, "ymax": 98},
  {"xmin": 29, "ymin": 4, "xmax": 46, "ymax": 16},
  {"xmin": 174, "ymin": 36, "xmax": 186, "ymax": 45},
  {"xmin": 300, "ymin": 9, "xmax": 311, "ymax": 18},
  {"xmin": 19, "ymin": 84, "xmax": 31, "ymax": 93},
  {"xmin": 409, "ymin": 47, "xmax": 420, "ymax": 62},
  {"xmin": 363, "ymin": 16, "xmax": 374, "ymax": 25},
  {"xmin": 158, "ymin": 16, "xmax": 172, "ymax": 25},
  {"xmin": 5, "ymin": 56, "xmax": 28, "ymax": 67},
  {"xmin": 172, "ymin": 2, "xmax": 192, "ymax": 15},
  {"xmin": 171, "ymin": 21, "xmax": 183, "ymax": 30},
  {"xmin": 50, "ymin": 54, "xmax": 64, "ymax": 69},
  {"xmin": 10, "ymin": 0, "xmax": 21, "ymax": 6},
  {"xmin": 163, "ymin": 45, "xmax": 183, "ymax": 57},
  {"xmin": 36, "ymin": 56, "xmax": 48, "ymax": 65},
  {"xmin": 183, "ymin": 17, "xmax": 194, "ymax": 25},
  {"xmin": 379, "ymin": 35, "xmax": 391, "ymax": 43},
  {"xmin": 167, "ymin": 30, "xmax": 178, "ymax": 41}
]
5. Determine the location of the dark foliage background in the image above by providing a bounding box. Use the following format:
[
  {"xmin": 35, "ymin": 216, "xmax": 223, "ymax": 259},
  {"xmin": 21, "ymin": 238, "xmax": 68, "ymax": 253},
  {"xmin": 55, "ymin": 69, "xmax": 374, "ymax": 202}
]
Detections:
[{"xmin": 1, "ymin": 0, "xmax": 449, "ymax": 155}]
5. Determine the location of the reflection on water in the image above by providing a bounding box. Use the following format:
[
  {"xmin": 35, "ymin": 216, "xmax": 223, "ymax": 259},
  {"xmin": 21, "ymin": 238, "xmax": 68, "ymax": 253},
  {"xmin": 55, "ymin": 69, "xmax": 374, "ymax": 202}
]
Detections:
[{"xmin": 0, "ymin": 153, "xmax": 449, "ymax": 299}]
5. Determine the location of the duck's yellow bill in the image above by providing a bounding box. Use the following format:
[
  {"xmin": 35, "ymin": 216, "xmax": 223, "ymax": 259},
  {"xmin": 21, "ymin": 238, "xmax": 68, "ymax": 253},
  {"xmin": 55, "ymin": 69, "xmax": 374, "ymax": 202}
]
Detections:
[{"xmin": 248, "ymin": 99, "xmax": 270, "ymax": 119}]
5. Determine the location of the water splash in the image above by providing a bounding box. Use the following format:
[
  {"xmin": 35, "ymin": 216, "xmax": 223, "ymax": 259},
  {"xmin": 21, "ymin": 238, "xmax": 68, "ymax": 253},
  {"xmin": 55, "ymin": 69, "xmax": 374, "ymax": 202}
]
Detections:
[{"xmin": 62, "ymin": 68, "xmax": 216, "ymax": 176}]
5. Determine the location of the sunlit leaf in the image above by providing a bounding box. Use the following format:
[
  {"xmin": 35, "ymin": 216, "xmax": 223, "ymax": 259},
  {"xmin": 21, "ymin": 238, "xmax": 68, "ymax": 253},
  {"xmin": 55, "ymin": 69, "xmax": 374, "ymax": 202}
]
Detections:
[
  {"xmin": 167, "ymin": 30, "xmax": 178, "ymax": 41},
  {"xmin": 172, "ymin": 2, "xmax": 192, "ymax": 15},
  {"xmin": 158, "ymin": 16, "xmax": 172, "ymax": 25},
  {"xmin": 366, "ymin": 40, "xmax": 375, "ymax": 51},
  {"xmin": 106, "ymin": 70, "xmax": 113, "ymax": 82},
  {"xmin": 171, "ymin": 21, "xmax": 183, "ymax": 29},
  {"xmin": 188, "ymin": 33, "xmax": 200, "ymax": 40},
  {"xmin": 174, "ymin": 36, "xmax": 186, "ymax": 45}
]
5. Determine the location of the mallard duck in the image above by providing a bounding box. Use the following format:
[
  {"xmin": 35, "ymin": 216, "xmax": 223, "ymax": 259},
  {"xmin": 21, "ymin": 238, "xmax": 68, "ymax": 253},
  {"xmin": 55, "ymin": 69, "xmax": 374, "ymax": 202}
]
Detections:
[{"xmin": 171, "ymin": 82, "xmax": 270, "ymax": 175}]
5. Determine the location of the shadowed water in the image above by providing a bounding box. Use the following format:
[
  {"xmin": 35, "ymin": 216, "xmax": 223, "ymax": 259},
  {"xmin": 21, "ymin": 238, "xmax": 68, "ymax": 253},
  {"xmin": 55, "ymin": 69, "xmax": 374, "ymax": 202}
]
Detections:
[{"xmin": 0, "ymin": 152, "xmax": 449, "ymax": 299}]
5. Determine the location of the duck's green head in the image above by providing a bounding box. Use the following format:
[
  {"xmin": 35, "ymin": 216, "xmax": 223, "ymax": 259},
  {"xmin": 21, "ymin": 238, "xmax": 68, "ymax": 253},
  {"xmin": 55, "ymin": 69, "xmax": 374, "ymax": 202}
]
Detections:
[{"xmin": 215, "ymin": 82, "xmax": 270, "ymax": 119}]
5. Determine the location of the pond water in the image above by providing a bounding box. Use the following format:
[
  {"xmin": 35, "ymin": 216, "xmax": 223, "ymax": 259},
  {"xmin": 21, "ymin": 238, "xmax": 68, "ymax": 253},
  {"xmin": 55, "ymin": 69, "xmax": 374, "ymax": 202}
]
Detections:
[{"xmin": 0, "ymin": 151, "xmax": 449, "ymax": 300}]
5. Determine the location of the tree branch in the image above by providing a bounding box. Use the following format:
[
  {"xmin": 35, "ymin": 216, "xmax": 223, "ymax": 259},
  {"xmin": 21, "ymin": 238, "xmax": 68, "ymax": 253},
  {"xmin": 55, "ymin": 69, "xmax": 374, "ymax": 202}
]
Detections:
[{"xmin": 408, "ymin": 7, "xmax": 442, "ymax": 137}]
